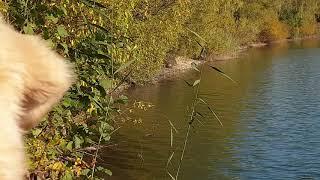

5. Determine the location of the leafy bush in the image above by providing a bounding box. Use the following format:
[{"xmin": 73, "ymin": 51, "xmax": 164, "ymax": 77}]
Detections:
[
  {"xmin": 300, "ymin": 22, "xmax": 318, "ymax": 36},
  {"xmin": 177, "ymin": 0, "xmax": 242, "ymax": 57},
  {"xmin": 259, "ymin": 16, "xmax": 290, "ymax": 42},
  {"xmin": 234, "ymin": 18, "xmax": 261, "ymax": 45},
  {"xmin": 5, "ymin": 0, "xmax": 129, "ymax": 178},
  {"xmin": 279, "ymin": 0, "xmax": 319, "ymax": 38},
  {"xmin": 106, "ymin": 0, "xmax": 191, "ymax": 83},
  {"xmin": 279, "ymin": 8, "xmax": 302, "ymax": 30}
]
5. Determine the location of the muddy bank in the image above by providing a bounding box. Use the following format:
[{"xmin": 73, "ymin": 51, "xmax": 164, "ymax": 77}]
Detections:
[
  {"xmin": 152, "ymin": 42, "xmax": 268, "ymax": 83},
  {"xmin": 152, "ymin": 57, "xmax": 202, "ymax": 82}
]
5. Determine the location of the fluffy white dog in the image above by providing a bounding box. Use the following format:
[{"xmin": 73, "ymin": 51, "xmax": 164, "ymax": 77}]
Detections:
[{"xmin": 0, "ymin": 16, "xmax": 74, "ymax": 179}]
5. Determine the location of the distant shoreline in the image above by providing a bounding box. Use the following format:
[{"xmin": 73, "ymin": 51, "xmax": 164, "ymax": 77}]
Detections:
[
  {"xmin": 113, "ymin": 36, "xmax": 320, "ymax": 95},
  {"xmin": 152, "ymin": 36, "xmax": 320, "ymax": 83}
]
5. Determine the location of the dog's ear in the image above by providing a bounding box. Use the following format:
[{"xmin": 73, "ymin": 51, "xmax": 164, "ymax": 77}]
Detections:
[
  {"xmin": 17, "ymin": 38, "xmax": 75, "ymax": 131},
  {"xmin": 0, "ymin": 15, "xmax": 74, "ymax": 179},
  {"xmin": 19, "ymin": 80, "xmax": 71, "ymax": 131}
]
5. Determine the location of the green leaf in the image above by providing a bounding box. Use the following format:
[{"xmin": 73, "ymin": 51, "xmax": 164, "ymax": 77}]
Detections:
[
  {"xmin": 100, "ymin": 78, "xmax": 112, "ymax": 90},
  {"xmin": 81, "ymin": 124, "xmax": 89, "ymax": 133},
  {"xmin": 91, "ymin": 40, "xmax": 110, "ymax": 46},
  {"xmin": 46, "ymin": 15, "xmax": 59, "ymax": 23},
  {"xmin": 191, "ymin": 62, "xmax": 199, "ymax": 72},
  {"xmin": 196, "ymin": 111, "xmax": 205, "ymax": 118},
  {"xmin": 193, "ymin": 79, "xmax": 200, "ymax": 86},
  {"xmin": 104, "ymin": 169, "xmax": 112, "ymax": 176},
  {"xmin": 100, "ymin": 122, "xmax": 114, "ymax": 131},
  {"xmin": 60, "ymin": 43, "xmax": 69, "ymax": 54},
  {"xmin": 114, "ymin": 95, "xmax": 128, "ymax": 104},
  {"xmin": 31, "ymin": 128, "xmax": 42, "ymax": 137},
  {"xmin": 167, "ymin": 172, "xmax": 176, "ymax": 180},
  {"xmin": 168, "ymin": 119, "xmax": 178, "ymax": 133},
  {"xmin": 62, "ymin": 97, "xmax": 73, "ymax": 107},
  {"xmin": 102, "ymin": 134, "xmax": 111, "ymax": 141},
  {"xmin": 74, "ymin": 135, "xmax": 83, "ymax": 149},
  {"xmin": 97, "ymin": 166, "xmax": 104, "ymax": 171},
  {"xmin": 81, "ymin": 169, "xmax": 90, "ymax": 176},
  {"xmin": 166, "ymin": 152, "xmax": 175, "ymax": 168},
  {"xmin": 62, "ymin": 170, "xmax": 73, "ymax": 180},
  {"xmin": 66, "ymin": 141, "xmax": 73, "ymax": 151},
  {"xmin": 99, "ymin": 122, "xmax": 113, "ymax": 141},
  {"xmin": 170, "ymin": 128, "xmax": 173, "ymax": 147},
  {"xmin": 114, "ymin": 60, "xmax": 134, "ymax": 74},
  {"xmin": 60, "ymin": 6, "xmax": 68, "ymax": 15},
  {"xmin": 186, "ymin": 27, "xmax": 207, "ymax": 43},
  {"xmin": 96, "ymin": 166, "xmax": 113, "ymax": 176},
  {"xmin": 184, "ymin": 80, "xmax": 193, "ymax": 87},
  {"xmin": 85, "ymin": 137, "xmax": 96, "ymax": 144},
  {"xmin": 209, "ymin": 65, "xmax": 237, "ymax": 84},
  {"xmin": 57, "ymin": 25, "xmax": 69, "ymax": 37},
  {"xmin": 197, "ymin": 98, "xmax": 223, "ymax": 127},
  {"xmin": 23, "ymin": 23, "xmax": 34, "ymax": 35}
]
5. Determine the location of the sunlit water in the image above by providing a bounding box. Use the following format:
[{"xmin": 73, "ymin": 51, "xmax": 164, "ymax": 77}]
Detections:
[{"xmin": 101, "ymin": 40, "xmax": 320, "ymax": 180}]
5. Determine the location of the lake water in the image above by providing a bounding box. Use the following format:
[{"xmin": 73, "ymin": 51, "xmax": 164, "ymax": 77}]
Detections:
[{"xmin": 102, "ymin": 39, "xmax": 320, "ymax": 180}]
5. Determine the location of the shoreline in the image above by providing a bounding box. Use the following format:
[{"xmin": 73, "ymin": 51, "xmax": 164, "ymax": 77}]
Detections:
[
  {"xmin": 114, "ymin": 36, "xmax": 319, "ymax": 94},
  {"xmin": 149, "ymin": 42, "xmax": 268, "ymax": 83},
  {"xmin": 151, "ymin": 36, "xmax": 320, "ymax": 83}
]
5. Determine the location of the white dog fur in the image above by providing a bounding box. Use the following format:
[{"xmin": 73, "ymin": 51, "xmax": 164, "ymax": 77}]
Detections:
[{"xmin": 0, "ymin": 16, "xmax": 74, "ymax": 179}]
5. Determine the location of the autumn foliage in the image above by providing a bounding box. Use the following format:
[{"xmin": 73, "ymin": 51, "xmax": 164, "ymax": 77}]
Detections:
[{"xmin": 259, "ymin": 17, "xmax": 290, "ymax": 42}]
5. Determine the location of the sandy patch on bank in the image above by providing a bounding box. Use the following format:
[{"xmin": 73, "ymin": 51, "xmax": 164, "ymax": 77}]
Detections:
[{"xmin": 152, "ymin": 57, "xmax": 202, "ymax": 82}]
